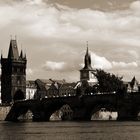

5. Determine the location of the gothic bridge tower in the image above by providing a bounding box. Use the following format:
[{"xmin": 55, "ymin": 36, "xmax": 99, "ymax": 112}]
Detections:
[{"xmin": 1, "ymin": 39, "xmax": 27, "ymax": 104}]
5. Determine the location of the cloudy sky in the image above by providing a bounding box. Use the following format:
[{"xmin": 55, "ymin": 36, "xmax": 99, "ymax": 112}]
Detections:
[{"xmin": 1, "ymin": 0, "xmax": 140, "ymax": 82}]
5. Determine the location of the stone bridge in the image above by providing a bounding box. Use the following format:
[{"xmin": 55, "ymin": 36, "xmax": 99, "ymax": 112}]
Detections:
[{"xmin": 5, "ymin": 92, "xmax": 140, "ymax": 121}]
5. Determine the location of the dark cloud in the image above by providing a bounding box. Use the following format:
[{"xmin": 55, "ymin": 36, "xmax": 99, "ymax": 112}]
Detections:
[{"xmin": 47, "ymin": 0, "xmax": 135, "ymax": 11}]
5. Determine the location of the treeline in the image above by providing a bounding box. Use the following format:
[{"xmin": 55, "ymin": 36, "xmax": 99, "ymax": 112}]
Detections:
[{"xmin": 94, "ymin": 69, "xmax": 123, "ymax": 93}]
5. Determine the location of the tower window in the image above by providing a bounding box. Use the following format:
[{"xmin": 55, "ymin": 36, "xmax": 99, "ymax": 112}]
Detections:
[
  {"xmin": 17, "ymin": 68, "xmax": 19, "ymax": 73},
  {"xmin": 17, "ymin": 80, "xmax": 19, "ymax": 85}
]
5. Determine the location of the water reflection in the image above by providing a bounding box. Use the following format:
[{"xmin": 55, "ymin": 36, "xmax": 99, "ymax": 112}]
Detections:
[
  {"xmin": 0, "ymin": 122, "xmax": 26, "ymax": 140},
  {"xmin": 0, "ymin": 121, "xmax": 140, "ymax": 140}
]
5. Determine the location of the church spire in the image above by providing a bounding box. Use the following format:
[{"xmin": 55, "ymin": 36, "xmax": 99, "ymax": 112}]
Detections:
[
  {"xmin": 80, "ymin": 44, "xmax": 97, "ymax": 83},
  {"xmin": 83, "ymin": 46, "xmax": 93, "ymax": 70},
  {"xmin": 86, "ymin": 41, "xmax": 89, "ymax": 54}
]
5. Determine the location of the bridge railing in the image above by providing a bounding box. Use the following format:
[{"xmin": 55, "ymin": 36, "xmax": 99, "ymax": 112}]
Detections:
[
  {"xmin": 43, "ymin": 91, "xmax": 117, "ymax": 99},
  {"xmin": 85, "ymin": 91, "xmax": 116, "ymax": 96}
]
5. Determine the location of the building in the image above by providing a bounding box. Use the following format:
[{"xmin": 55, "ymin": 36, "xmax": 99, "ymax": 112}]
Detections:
[
  {"xmin": 79, "ymin": 47, "xmax": 98, "ymax": 95},
  {"xmin": 80, "ymin": 47, "xmax": 97, "ymax": 83},
  {"xmin": 34, "ymin": 79, "xmax": 49, "ymax": 99},
  {"xmin": 34, "ymin": 78, "xmax": 78, "ymax": 99},
  {"xmin": 46, "ymin": 81, "xmax": 60, "ymax": 98},
  {"xmin": 0, "ymin": 78, "xmax": 37, "ymax": 103},
  {"xmin": 26, "ymin": 80, "xmax": 37, "ymax": 99},
  {"xmin": 1, "ymin": 39, "xmax": 27, "ymax": 104},
  {"xmin": 58, "ymin": 83, "xmax": 77, "ymax": 97},
  {"xmin": 34, "ymin": 79, "xmax": 66, "ymax": 99},
  {"xmin": 46, "ymin": 79, "xmax": 67, "ymax": 98},
  {"xmin": 125, "ymin": 76, "xmax": 140, "ymax": 93}
]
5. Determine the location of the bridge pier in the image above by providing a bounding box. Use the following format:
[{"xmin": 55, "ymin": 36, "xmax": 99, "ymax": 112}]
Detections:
[
  {"xmin": 5, "ymin": 112, "xmax": 19, "ymax": 122},
  {"xmin": 5, "ymin": 104, "xmax": 28, "ymax": 122},
  {"xmin": 117, "ymin": 96, "xmax": 138, "ymax": 121},
  {"xmin": 32, "ymin": 111, "xmax": 47, "ymax": 121},
  {"xmin": 73, "ymin": 108, "xmax": 91, "ymax": 121},
  {"xmin": 117, "ymin": 110, "xmax": 137, "ymax": 121}
]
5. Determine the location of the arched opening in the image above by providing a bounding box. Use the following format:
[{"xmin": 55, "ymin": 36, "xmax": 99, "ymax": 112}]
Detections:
[
  {"xmin": 90, "ymin": 104, "xmax": 118, "ymax": 120},
  {"xmin": 50, "ymin": 104, "xmax": 73, "ymax": 121},
  {"xmin": 134, "ymin": 108, "xmax": 140, "ymax": 120},
  {"xmin": 12, "ymin": 106, "xmax": 28, "ymax": 121},
  {"xmin": 13, "ymin": 89, "xmax": 25, "ymax": 101},
  {"xmin": 137, "ymin": 112, "xmax": 140, "ymax": 120},
  {"xmin": 18, "ymin": 110, "xmax": 33, "ymax": 121}
]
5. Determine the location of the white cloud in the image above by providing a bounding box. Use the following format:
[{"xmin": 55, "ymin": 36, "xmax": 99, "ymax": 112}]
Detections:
[
  {"xmin": 26, "ymin": 0, "xmax": 45, "ymax": 5},
  {"xmin": 91, "ymin": 52, "xmax": 112, "ymax": 69},
  {"xmin": 130, "ymin": 1, "xmax": 140, "ymax": 11},
  {"xmin": 26, "ymin": 68, "xmax": 34, "ymax": 75},
  {"xmin": 112, "ymin": 61, "xmax": 138, "ymax": 68},
  {"xmin": 128, "ymin": 50, "xmax": 139, "ymax": 59},
  {"xmin": 42, "ymin": 61, "xmax": 66, "ymax": 71}
]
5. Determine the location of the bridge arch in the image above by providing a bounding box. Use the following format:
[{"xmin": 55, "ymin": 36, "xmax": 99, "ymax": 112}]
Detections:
[
  {"xmin": 88, "ymin": 102, "xmax": 117, "ymax": 120},
  {"xmin": 50, "ymin": 104, "xmax": 73, "ymax": 121},
  {"xmin": 5, "ymin": 100, "xmax": 40, "ymax": 122},
  {"xmin": 43, "ymin": 101, "xmax": 74, "ymax": 121},
  {"xmin": 17, "ymin": 109, "xmax": 33, "ymax": 121}
]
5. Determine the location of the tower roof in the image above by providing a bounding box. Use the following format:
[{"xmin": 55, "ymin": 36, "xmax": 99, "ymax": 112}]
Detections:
[
  {"xmin": 20, "ymin": 50, "xmax": 23, "ymax": 58},
  {"xmin": 130, "ymin": 76, "xmax": 138, "ymax": 88},
  {"xmin": 8, "ymin": 39, "xmax": 19, "ymax": 59},
  {"xmin": 82, "ymin": 47, "xmax": 93, "ymax": 70}
]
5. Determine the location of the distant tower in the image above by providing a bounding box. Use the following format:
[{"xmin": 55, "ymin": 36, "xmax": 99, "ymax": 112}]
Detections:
[
  {"xmin": 80, "ymin": 47, "xmax": 97, "ymax": 83},
  {"xmin": 1, "ymin": 39, "xmax": 27, "ymax": 104}
]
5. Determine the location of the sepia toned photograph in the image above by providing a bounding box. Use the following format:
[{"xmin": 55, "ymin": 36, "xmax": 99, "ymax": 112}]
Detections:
[{"xmin": 0, "ymin": 0, "xmax": 140, "ymax": 140}]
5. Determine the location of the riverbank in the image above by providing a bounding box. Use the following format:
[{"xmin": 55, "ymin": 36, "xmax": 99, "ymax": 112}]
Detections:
[{"xmin": 0, "ymin": 106, "xmax": 11, "ymax": 121}]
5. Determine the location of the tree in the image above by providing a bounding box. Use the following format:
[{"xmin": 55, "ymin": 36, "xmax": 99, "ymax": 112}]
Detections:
[{"xmin": 94, "ymin": 69, "xmax": 123, "ymax": 93}]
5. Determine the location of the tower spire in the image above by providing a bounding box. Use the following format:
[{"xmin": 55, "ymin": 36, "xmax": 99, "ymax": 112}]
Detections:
[
  {"xmin": 87, "ymin": 41, "xmax": 88, "ymax": 48},
  {"xmin": 20, "ymin": 44, "xmax": 23, "ymax": 58},
  {"xmin": 83, "ymin": 42, "xmax": 92, "ymax": 70},
  {"xmin": 8, "ymin": 39, "xmax": 19, "ymax": 59},
  {"xmin": 86, "ymin": 41, "xmax": 89, "ymax": 55},
  {"xmin": 20, "ymin": 50, "xmax": 23, "ymax": 58},
  {"xmin": 24, "ymin": 48, "xmax": 27, "ymax": 60},
  {"xmin": 80, "ymin": 44, "xmax": 97, "ymax": 83},
  {"xmin": 1, "ymin": 50, "xmax": 3, "ymax": 59}
]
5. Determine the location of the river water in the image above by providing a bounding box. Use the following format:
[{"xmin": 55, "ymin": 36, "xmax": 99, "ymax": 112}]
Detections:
[{"xmin": 0, "ymin": 121, "xmax": 140, "ymax": 140}]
